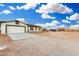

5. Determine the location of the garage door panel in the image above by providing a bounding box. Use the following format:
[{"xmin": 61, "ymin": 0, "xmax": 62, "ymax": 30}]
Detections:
[{"xmin": 7, "ymin": 26, "xmax": 25, "ymax": 33}]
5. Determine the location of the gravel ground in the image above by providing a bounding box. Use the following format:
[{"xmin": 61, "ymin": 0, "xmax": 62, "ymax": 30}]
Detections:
[{"xmin": 0, "ymin": 32, "xmax": 79, "ymax": 56}]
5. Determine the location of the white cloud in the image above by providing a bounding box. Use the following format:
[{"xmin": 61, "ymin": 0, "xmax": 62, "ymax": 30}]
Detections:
[
  {"xmin": 0, "ymin": 10, "xmax": 12, "ymax": 14},
  {"xmin": 8, "ymin": 6, "xmax": 15, "ymax": 10},
  {"xmin": 51, "ymin": 24, "xmax": 65, "ymax": 29},
  {"xmin": 16, "ymin": 2, "xmax": 39, "ymax": 10},
  {"xmin": 50, "ymin": 20, "xmax": 60, "ymax": 26},
  {"xmin": 66, "ymin": 16, "xmax": 69, "ymax": 19},
  {"xmin": 36, "ymin": 3, "xmax": 73, "ymax": 14},
  {"xmin": 15, "ymin": 18, "xmax": 25, "ymax": 22},
  {"xmin": 58, "ymin": 24, "xmax": 65, "ymax": 28},
  {"xmin": 41, "ymin": 14, "xmax": 56, "ymax": 19},
  {"xmin": 69, "ymin": 25, "xmax": 79, "ymax": 30},
  {"xmin": 0, "ymin": 4, "xmax": 5, "ymax": 6},
  {"xmin": 36, "ymin": 20, "xmax": 60, "ymax": 29},
  {"xmin": 62, "ymin": 19, "xmax": 71, "ymax": 23},
  {"xmin": 36, "ymin": 22, "xmax": 65, "ymax": 30},
  {"xmin": 69, "ymin": 13, "xmax": 79, "ymax": 20}
]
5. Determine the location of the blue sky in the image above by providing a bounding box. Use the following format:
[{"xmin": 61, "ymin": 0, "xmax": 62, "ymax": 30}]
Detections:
[{"xmin": 0, "ymin": 3, "xmax": 79, "ymax": 29}]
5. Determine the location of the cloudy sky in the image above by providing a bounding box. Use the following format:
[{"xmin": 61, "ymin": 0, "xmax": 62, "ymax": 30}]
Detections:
[{"xmin": 0, "ymin": 3, "xmax": 79, "ymax": 29}]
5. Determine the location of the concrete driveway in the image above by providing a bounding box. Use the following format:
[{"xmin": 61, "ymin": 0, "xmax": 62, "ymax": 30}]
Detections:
[
  {"xmin": 8, "ymin": 33, "xmax": 44, "ymax": 40},
  {"xmin": 8, "ymin": 33, "xmax": 27, "ymax": 40}
]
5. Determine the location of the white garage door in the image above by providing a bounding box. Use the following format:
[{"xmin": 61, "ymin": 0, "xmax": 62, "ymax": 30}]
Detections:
[{"xmin": 7, "ymin": 26, "xmax": 25, "ymax": 33}]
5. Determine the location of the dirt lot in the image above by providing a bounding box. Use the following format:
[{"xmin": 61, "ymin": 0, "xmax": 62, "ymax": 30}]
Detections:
[
  {"xmin": 0, "ymin": 32, "xmax": 79, "ymax": 56},
  {"xmin": 33, "ymin": 31, "xmax": 79, "ymax": 42}
]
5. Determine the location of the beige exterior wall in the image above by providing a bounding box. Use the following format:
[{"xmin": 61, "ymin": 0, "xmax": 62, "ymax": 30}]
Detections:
[
  {"xmin": 37, "ymin": 27, "xmax": 43, "ymax": 32},
  {"xmin": 1, "ymin": 22, "xmax": 28, "ymax": 34},
  {"xmin": 28, "ymin": 26, "xmax": 43, "ymax": 32}
]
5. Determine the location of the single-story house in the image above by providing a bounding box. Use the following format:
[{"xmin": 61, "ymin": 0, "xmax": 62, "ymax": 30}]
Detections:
[{"xmin": 0, "ymin": 20, "xmax": 43, "ymax": 34}]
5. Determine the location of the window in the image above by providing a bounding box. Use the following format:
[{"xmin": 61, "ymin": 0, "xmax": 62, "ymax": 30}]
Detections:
[
  {"xmin": 30, "ymin": 26, "xmax": 34, "ymax": 30},
  {"xmin": 15, "ymin": 21, "xmax": 19, "ymax": 24},
  {"xmin": 39, "ymin": 27, "xmax": 41, "ymax": 30}
]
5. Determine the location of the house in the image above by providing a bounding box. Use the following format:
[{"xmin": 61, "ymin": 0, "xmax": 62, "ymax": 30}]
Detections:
[{"xmin": 0, "ymin": 20, "xmax": 43, "ymax": 34}]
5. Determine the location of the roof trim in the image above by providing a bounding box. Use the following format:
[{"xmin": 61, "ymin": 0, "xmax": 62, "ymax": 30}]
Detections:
[{"xmin": 0, "ymin": 20, "xmax": 43, "ymax": 28}]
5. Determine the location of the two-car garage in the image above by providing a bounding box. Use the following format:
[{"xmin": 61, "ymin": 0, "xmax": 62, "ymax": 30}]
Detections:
[{"xmin": 6, "ymin": 25, "xmax": 26, "ymax": 34}]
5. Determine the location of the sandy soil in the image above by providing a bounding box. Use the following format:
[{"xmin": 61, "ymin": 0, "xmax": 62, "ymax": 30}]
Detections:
[
  {"xmin": 0, "ymin": 34, "xmax": 12, "ymax": 45},
  {"xmin": 33, "ymin": 31, "xmax": 79, "ymax": 42},
  {"xmin": 0, "ymin": 32, "xmax": 79, "ymax": 56}
]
